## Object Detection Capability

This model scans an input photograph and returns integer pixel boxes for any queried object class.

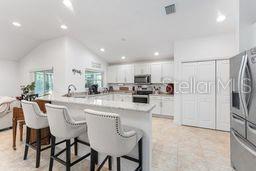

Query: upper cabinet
[134,63,151,75]
[107,65,118,83]
[107,61,174,84]
[151,62,174,83]
[108,64,134,84]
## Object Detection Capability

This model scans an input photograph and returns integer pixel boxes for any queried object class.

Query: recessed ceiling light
[62,0,74,11]
[217,12,226,23]
[154,52,159,56]
[12,22,21,27]
[60,24,68,30]
[121,56,126,60]
[100,48,105,52]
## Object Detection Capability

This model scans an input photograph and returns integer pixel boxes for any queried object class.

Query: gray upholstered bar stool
[85,109,143,171]
[45,104,91,171]
[21,100,50,168]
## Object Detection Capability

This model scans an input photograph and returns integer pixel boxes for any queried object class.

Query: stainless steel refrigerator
[230,47,256,171]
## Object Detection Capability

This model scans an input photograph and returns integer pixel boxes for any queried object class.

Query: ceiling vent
[165,4,176,15]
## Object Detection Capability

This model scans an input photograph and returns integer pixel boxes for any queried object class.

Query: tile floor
[0,118,233,171]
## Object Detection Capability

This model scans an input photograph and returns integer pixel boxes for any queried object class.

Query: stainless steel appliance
[134,75,151,84]
[132,90,153,104]
[230,47,256,171]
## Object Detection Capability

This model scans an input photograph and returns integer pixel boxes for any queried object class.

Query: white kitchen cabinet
[161,96,174,116]
[150,96,162,115]
[150,95,174,117]
[162,62,174,83]
[124,65,134,83]
[216,60,230,131]
[107,65,118,83]
[134,63,150,75]
[116,65,134,83]
[150,62,174,83]
[113,94,132,102]
[150,63,162,83]
[181,61,216,129]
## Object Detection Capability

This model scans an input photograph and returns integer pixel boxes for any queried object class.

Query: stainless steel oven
[134,75,151,84]
[132,95,149,104]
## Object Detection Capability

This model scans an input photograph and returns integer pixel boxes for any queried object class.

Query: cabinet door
[151,63,162,83]
[124,94,132,102]
[107,66,117,83]
[150,96,161,115]
[125,65,134,83]
[162,62,174,83]
[134,64,150,75]
[216,60,230,131]
[161,97,174,116]
[117,66,125,83]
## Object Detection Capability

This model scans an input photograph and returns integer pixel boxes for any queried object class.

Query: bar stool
[84,109,143,171]
[45,104,91,171]
[21,100,50,168]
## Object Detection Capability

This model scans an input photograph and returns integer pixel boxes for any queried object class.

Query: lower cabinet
[113,94,132,102]
[150,95,174,117]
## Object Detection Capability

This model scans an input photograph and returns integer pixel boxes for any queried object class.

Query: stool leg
[90,149,96,171]
[49,135,56,171]
[74,137,78,156]
[66,140,71,171]
[138,139,143,171]
[36,129,41,168]
[117,157,121,171]
[23,126,31,160]
[19,122,23,141]
[108,156,112,170]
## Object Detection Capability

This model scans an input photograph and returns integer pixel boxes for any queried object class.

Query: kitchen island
[38,93,155,171]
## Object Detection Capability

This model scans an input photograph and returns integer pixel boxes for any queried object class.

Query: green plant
[21,82,35,94]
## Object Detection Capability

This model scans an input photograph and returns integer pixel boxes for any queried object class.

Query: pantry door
[181,61,216,129]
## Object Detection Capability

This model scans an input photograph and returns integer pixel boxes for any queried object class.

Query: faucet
[67,84,77,97]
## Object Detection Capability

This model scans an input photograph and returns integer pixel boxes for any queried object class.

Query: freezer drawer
[231,130,256,171]
[247,122,256,147]
[231,113,246,138]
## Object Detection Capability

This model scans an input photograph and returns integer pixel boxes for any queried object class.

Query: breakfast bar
[38,93,155,171]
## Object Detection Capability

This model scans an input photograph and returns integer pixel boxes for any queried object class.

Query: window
[34,70,53,96]
[85,70,103,88]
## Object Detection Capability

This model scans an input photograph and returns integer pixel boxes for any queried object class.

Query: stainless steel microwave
[134,75,151,84]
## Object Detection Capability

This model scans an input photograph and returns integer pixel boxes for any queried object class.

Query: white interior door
[181,61,216,129]
[196,61,216,129]
[216,60,230,131]
[181,63,198,127]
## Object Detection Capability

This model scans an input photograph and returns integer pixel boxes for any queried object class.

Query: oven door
[132,95,148,104]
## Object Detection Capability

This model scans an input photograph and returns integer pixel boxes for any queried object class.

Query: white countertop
[38,93,155,112]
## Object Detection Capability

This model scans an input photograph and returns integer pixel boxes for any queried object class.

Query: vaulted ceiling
[0,0,236,63]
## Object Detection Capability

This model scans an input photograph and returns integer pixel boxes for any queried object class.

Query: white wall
[173,33,238,124]
[66,38,107,92]
[19,37,107,94]
[19,37,67,93]
[239,0,256,51]
[0,60,19,96]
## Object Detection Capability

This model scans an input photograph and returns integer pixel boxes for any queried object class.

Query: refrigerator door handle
[248,123,256,133]
[232,130,256,156]
[239,54,249,117]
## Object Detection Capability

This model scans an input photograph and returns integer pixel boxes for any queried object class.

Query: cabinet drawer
[162,96,173,101]
[150,96,162,100]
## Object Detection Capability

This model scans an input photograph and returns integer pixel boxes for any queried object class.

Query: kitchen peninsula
[38,93,155,171]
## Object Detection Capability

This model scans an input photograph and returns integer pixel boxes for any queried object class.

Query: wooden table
[12,100,50,150]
